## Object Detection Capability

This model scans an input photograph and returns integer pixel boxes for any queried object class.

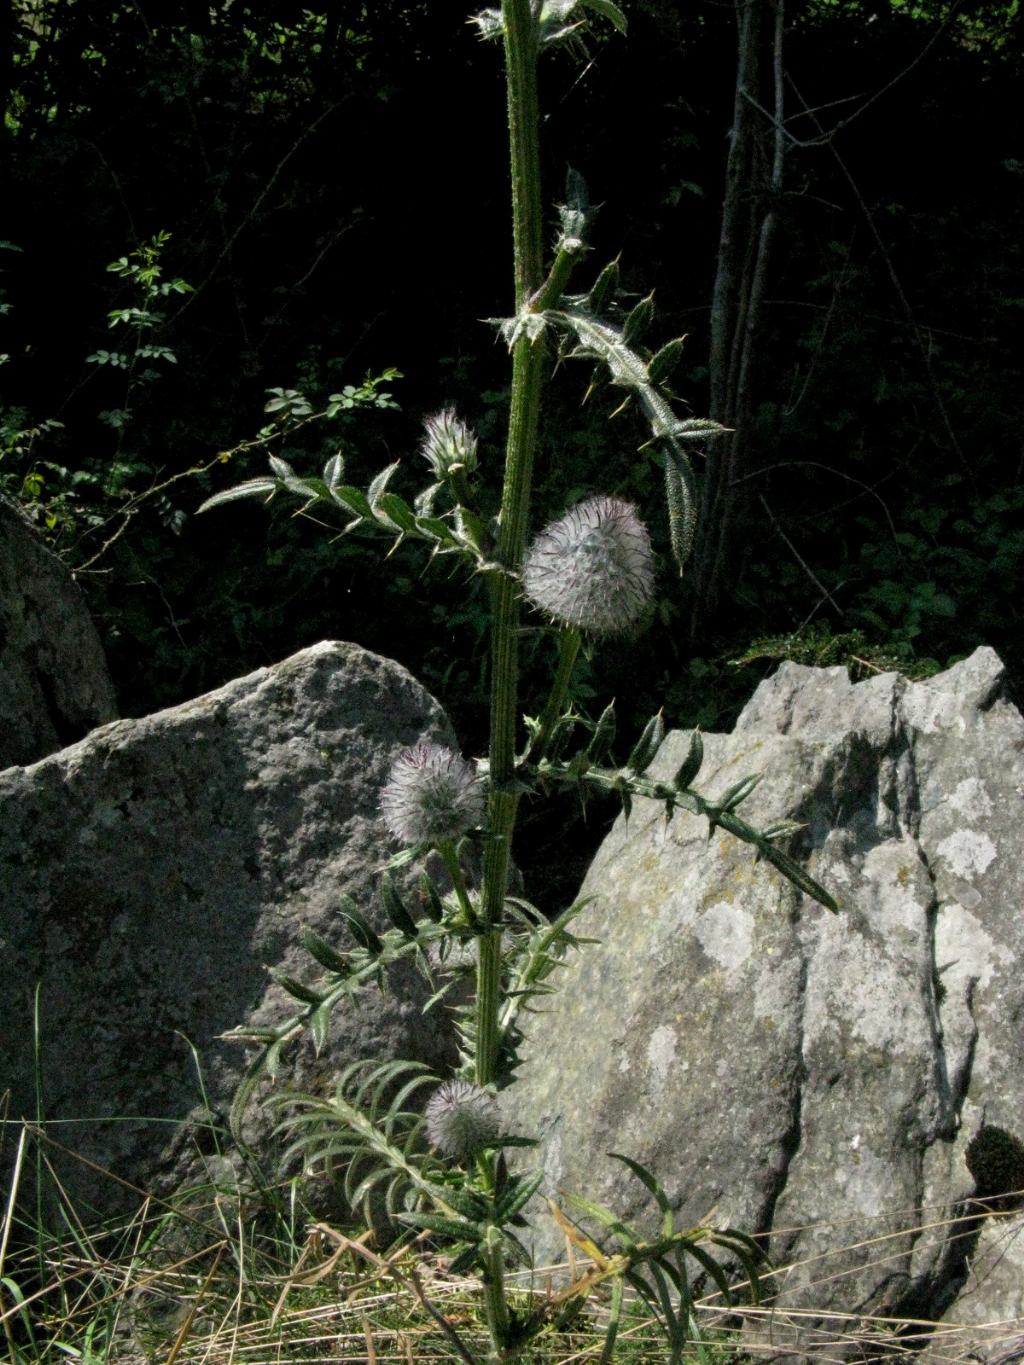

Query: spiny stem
[477,0,546,1091]
[481,1241,513,1363]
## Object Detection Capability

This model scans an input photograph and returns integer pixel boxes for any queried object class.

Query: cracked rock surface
[0,496,118,767]
[0,641,457,1220]
[506,648,1024,1356]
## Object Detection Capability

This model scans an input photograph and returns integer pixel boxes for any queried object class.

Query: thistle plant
[200,3,837,1360]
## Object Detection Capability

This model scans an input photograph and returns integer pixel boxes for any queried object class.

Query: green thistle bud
[425,1079,501,1160]
[420,409,479,480]
[380,743,484,846]
[521,495,655,636]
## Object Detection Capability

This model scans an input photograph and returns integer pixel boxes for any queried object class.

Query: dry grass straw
[3,1118,1024,1363]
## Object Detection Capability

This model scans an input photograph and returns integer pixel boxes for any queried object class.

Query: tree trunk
[691,0,785,640]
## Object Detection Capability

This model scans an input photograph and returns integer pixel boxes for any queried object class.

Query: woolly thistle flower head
[419,408,479,480]
[521,495,655,636]
[380,743,484,846]
[424,1079,501,1160]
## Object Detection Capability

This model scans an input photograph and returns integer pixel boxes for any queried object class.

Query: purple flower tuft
[380,743,484,846]
[522,495,655,635]
[425,1079,500,1160]
[420,409,479,479]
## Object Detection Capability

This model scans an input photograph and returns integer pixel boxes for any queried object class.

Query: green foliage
[731,622,942,682]
[560,1155,764,1365]
[1,231,194,544]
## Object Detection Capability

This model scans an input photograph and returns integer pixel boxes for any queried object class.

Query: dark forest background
[2,0,1021,819]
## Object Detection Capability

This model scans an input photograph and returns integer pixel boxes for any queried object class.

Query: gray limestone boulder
[0,496,118,766]
[0,641,458,1221]
[505,647,1024,1358]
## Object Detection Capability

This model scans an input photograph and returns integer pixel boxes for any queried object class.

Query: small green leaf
[375,492,417,532]
[339,896,384,955]
[419,873,446,923]
[268,968,324,1007]
[579,0,627,32]
[626,710,665,776]
[622,292,655,347]
[367,460,401,512]
[310,1001,332,1054]
[398,1212,480,1242]
[648,336,687,385]
[609,1152,673,1239]
[301,927,350,974]
[670,417,728,441]
[586,701,617,763]
[415,515,458,545]
[380,873,419,939]
[586,258,620,316]
[673,729,703,789]
[716,772,762,812]
[494,1168,545,1223]
[323,452,344,488]
[330,484,373,519]
[447,1243,482,1275]
[761,843,839,912]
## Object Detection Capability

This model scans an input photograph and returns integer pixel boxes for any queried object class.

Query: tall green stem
[476,0,546,1091]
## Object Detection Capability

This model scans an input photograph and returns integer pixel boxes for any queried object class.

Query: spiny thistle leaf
[399,1211,482,1242]
[548,308,704,574]
[495,1168,546,1223]
[309,1000,332,1054]
[663,446,698,571]
[375,491,418,534]
[759,842,839,911]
